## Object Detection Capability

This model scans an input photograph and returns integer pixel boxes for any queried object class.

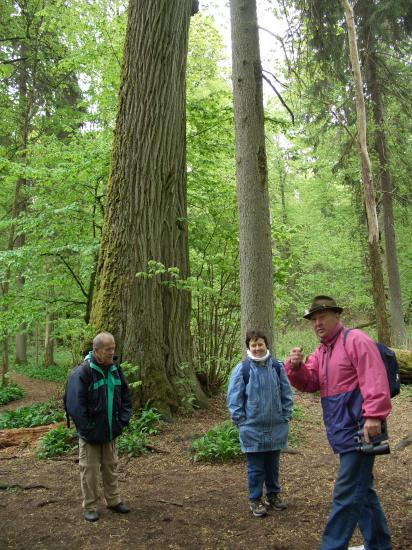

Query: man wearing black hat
[285,296,392,550]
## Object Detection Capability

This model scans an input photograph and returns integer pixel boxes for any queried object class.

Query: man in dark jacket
[66,332,132,522]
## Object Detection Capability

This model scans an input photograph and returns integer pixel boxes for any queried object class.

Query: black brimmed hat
[303,295,343,320]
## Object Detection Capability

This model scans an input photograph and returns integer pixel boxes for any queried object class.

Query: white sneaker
[348,546,365,550]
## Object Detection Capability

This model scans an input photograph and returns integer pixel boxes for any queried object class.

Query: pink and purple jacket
[284,323,391,454]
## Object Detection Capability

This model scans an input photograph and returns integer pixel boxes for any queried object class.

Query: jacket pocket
[245,400,258,419]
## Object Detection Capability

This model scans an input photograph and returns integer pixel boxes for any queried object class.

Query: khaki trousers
[79,438,121,511]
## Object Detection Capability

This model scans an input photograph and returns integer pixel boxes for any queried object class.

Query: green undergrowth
[191,403,306,462]
[36,425,77,459]
[0,384,25,406]
[117,407,162,457]
[11,361,70,383]
[191,421,241,462]
[0,400,64,429]
[35,406,163,460]
[399,384,412,399]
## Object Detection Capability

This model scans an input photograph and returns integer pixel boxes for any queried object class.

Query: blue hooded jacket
[227,356,294,453]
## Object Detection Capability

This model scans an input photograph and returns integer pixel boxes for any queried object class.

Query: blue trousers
[320,451,391,550]
[246,450,281,501]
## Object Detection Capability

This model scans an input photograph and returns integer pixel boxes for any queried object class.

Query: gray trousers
[79,438,121,511]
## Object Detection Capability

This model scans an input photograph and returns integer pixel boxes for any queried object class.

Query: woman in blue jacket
[227,329,294,517]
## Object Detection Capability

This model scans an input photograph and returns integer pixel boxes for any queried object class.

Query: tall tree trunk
[279,168,297,326]
[13,39,31,364]
[364,41,407,346]
[44,312,56,367]
[230,0,275,351]
[342,0,391,344]
[15,272,27,364]
[90,0,206,415]
[2,336,9,387]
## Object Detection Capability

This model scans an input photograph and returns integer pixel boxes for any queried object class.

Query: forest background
[1,0,411,411]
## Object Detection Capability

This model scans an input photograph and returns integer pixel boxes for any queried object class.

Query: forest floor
[0,375,411,550]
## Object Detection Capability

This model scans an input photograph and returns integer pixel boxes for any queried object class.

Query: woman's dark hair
[245,329,268,349]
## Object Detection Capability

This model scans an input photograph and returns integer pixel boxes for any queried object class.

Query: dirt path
[0,373,62,412]
[0,392,411,549]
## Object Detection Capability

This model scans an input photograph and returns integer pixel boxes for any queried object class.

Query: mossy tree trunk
[89,0,207,415]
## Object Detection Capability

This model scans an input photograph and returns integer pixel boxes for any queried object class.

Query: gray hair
[93,332,115,350]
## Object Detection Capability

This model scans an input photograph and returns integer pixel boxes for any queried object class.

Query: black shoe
[264,493,287,511]
[108,502,130,514]
[84,510,99,522]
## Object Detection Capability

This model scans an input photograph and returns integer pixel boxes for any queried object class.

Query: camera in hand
[355,421,390,456]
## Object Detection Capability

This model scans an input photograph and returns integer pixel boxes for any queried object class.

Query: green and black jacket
[66,353,132,444]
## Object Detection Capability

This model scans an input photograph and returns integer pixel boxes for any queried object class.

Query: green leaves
[0,400,64,429]
[0,384,24,406]
[191,421,242,462]
[36,425,77,459]
[117,407,162,457]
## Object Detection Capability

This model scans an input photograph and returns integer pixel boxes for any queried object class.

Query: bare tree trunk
[15,273,27,364]
[13,39,32,364]
[44,310,56,368]
[365,48,407,346]
[90,0,206,415]
[279,167,297,326]
[342,0,391,345]
[230,0,275,352]
[2,336,9,387]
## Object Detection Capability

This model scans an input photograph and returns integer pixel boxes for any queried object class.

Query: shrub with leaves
[191,421,242,462]
[400,384,412,398]
[192,404,307,462]
[117,407,162,457]
[0,400,64,429]
[0,384,24,406]
[36,425,77,459]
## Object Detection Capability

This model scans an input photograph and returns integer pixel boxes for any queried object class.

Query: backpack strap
[64,360,92,428]
[242,358,251,386]
[343,328,352,347]
[242,357,281,386]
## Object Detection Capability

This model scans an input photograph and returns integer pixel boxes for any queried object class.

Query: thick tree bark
[230,0,275,351]
[364,45,407,346]
[90,0,207,415]
[342,0,391,345]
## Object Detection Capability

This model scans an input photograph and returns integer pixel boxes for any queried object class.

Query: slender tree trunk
[364,47,407,346]
[15,272,27,364]
[230,0,275,352]
[90,0,206,415]
[13,39,31,364]
[2,336,9,386]
[342,0,391,344]
[279,168,297,326]
[44,313,55,367]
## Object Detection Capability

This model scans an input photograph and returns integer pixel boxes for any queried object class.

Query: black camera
[355,421,390,456]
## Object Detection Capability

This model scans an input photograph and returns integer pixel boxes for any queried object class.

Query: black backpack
[63,361,92,428]
[343,329,401,398]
